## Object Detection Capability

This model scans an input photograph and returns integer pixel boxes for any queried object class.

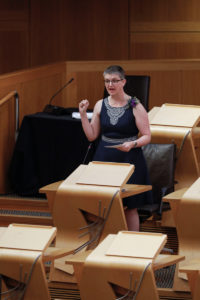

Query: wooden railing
[0,91,19,139]
[0,91,19,193]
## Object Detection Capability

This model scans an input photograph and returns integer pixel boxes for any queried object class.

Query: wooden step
[0,193,53,226]
[0,193,50,210]
[48,282,192,300]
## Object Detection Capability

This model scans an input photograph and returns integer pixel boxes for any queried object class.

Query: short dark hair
[103,65,125,79]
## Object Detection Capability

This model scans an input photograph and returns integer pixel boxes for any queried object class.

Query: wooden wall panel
[182,70,200,106]
[0,0,29,74]
[0,62,67,123]
[130,32,200,59]
[30,0,129,66]
[147,71,182,107]
[129,0,200,59]
[66,60,200,110]
[130,0,200,22]
[0,59,199,122]
[2,0,200,73]
[0,0,28,10]
[65,71,105,109]
[65,69,181,109]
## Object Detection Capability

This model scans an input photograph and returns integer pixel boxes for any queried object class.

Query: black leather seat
[138,143,176,220]
[103,75,150,111]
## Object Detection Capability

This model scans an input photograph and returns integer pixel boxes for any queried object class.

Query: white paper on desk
[72,112,93,119]
[104,144,123,148]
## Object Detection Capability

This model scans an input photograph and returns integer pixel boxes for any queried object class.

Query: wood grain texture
[0,0,29,74]
[30,0,129,66]
[129,0,200,59]
[2,0,200,73]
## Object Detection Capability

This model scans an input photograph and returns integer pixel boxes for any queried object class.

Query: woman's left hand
[116,141,135,152]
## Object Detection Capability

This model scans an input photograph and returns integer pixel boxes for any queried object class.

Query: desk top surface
[0,224,56,251]
[150,103,200,128]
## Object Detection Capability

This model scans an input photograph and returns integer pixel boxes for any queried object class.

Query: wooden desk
[42,162,152,284]
[67,232,184,300]
[0,224,57,300]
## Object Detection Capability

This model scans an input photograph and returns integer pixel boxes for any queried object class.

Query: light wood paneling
[66,59,200,109]
[65,71,104,109]
[0,62,67,123]
[0,59,199,122]
[182,71,200,106]
[130,0,200,23]
[131,22,200,32]
[65,68,181,109]
[2,0,200,73]
[0,0,29,74]
[130,32,200,59]
[129,0,200,59]
[30,0,129,66]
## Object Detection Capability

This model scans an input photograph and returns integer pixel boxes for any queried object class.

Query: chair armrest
[162,188,188,202]
[153,254,185,271]
[179,259,200,273]
[121,184,152,198]
[65,250,93,266]
[43,247,74,262]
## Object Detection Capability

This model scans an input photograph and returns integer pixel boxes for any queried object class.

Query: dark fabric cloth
[93,98,152,209]
[9,112,92,196]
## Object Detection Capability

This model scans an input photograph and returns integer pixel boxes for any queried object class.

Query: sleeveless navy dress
[93,97,152,209]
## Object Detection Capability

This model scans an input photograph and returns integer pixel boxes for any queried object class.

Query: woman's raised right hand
[79,99,89,114]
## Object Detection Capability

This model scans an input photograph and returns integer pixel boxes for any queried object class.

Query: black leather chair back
[103,75,150,111]
[139,143,176,218]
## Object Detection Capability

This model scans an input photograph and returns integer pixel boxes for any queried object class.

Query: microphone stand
[43,78,74,115]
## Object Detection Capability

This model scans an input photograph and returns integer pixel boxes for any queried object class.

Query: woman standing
[79,65,152,231]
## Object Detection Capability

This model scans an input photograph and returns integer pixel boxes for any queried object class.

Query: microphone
[43,77,74,115]
[82,143,92,164]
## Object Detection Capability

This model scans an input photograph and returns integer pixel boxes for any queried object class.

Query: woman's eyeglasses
[104,79,123,85]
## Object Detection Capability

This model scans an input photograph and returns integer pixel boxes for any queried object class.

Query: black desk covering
[9,113,93,196]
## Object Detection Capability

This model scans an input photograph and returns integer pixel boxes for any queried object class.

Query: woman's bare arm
[117,103,151,152]
[79,99,102,141]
